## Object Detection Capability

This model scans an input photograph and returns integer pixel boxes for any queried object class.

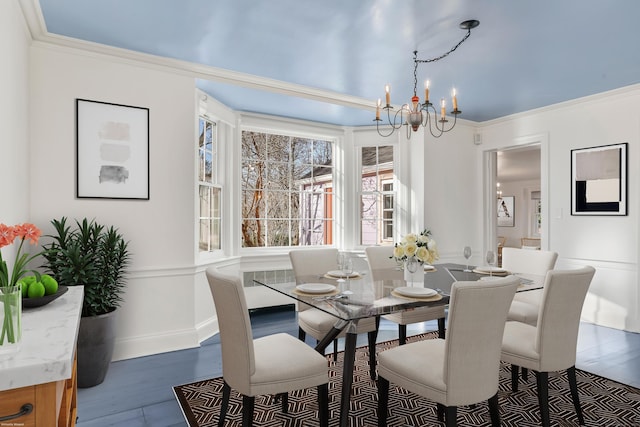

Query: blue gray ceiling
[36,0,640,126]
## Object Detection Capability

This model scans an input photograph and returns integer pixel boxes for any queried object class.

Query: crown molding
[19,0,376,114]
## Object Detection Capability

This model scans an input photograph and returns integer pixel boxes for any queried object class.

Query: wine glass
[485,250,496,277]
[342,257,353,288]
[463,246,472,272]
[336,252,345,271]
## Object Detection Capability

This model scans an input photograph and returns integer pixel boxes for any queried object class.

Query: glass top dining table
[253,262,544,427]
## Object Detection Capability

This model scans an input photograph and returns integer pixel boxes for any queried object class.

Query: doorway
[496,145,542,251]
[483,134,550,260]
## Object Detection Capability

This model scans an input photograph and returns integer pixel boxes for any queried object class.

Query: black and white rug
[174,332,640,426]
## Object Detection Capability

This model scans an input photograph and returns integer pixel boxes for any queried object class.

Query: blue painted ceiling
[37,0,640,126]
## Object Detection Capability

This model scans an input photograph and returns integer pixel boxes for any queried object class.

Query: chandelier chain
[412,28,472,95]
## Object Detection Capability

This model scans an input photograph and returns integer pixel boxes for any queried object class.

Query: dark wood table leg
[314,325,345,354]
[339,331,358,427]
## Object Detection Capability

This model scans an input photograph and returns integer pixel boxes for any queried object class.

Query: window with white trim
[198,116,221,252]
[360,145,395,245]
[241,130,334,247]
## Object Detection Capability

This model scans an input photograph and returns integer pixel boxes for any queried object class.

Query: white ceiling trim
[19,0,378,115]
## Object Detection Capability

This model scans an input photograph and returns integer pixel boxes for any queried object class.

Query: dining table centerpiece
[0,222,42,354]
[393,229,439,285]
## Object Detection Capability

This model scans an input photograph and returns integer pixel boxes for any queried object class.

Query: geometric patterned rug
[173,332,640,426]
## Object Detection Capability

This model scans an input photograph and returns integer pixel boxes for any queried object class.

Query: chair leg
[567,366,585,425]
[333,339,339,361]
[488,393,500,427]
[437,317,446,339]
[398,324,407,345]
[242,394,255,427]
[317,383,329,427]
[377,376,389,427]
[445,406,458,427]
[279,392,288,413]
[368,330,377,380]
[298,327,306,342]
[218,381,231,427]
[511,364,520,392]
[522,367,529,381]
[436,403,445,422]
[535,371,550,427]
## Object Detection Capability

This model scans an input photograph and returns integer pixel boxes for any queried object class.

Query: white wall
[479,88,640,332]
[29,44,204,360]
[0,0,30,227]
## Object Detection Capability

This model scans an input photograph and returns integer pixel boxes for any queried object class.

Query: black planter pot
[77,309,117,388]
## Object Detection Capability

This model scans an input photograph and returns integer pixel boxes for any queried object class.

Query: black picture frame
[571,143,627,216]
[76,98,149,200]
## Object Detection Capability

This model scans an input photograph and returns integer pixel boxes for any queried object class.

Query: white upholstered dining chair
[289,248,379,379]
[377,275,520,427]
[206,268,329,427]
[365,245,446,343]
[501,265,595,427]
[502,247,558,325]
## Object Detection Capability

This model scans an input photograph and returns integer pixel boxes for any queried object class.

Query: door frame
[483,133,550,252]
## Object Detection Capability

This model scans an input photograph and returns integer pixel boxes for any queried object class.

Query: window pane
[267,220,290,246]
[198,185,221,252]
[243,132,266,161]
[312,139,333,165]
[242,218,265,247]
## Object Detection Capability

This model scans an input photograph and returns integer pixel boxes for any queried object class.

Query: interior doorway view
[496,145,542,255]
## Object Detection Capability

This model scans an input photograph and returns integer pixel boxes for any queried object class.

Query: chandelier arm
[375,119,397,138]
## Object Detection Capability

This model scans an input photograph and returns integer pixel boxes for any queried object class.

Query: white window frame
[354,141,400,248]
[198,115,222,254]
[238,114,343,253]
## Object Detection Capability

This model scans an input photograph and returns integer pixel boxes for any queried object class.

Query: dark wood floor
[76,306,640,426]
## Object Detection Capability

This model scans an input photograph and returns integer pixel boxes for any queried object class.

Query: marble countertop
[0,286,83,391]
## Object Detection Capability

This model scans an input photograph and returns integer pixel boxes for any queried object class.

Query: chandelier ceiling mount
[374,19,480,139]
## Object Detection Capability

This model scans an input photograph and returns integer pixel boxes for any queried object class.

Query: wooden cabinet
[0,354,77,427]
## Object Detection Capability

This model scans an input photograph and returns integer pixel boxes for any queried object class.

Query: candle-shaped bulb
[385,84,391,105]
[424,80,430,103]
[440,98,446,120]
[451,88,458,111]
[376,99,381,120]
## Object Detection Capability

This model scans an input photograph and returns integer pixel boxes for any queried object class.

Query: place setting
[293,283,340,297]
[390,286,443,302]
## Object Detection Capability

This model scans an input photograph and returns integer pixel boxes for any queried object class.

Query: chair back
[289,248,339,284]
[205,267,255,394]
[535,266,596,371]
[501,247,558,276]
[444,276,520,405]
[365,246,403,282]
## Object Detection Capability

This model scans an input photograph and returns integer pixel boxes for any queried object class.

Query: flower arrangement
[0,223,42,288]
[1,222,42,347]
[393,229,439,267]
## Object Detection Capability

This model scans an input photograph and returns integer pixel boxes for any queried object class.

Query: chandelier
[374,19,479,139]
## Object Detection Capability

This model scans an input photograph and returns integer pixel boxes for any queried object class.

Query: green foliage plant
[41,217,131,317]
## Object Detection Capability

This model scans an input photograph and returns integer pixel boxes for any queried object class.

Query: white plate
[326,270,359,278]
[296,283,337,294]
[475,266,507,273]
[423,265,435,271]
[394,287,438,297]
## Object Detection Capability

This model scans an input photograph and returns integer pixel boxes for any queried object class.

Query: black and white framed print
[76,99,149,200]
[497,196,515,227]
[571,143,627,216]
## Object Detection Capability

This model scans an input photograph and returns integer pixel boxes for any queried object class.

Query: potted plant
[41,217,130,387]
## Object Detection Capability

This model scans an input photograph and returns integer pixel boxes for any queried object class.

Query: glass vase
[0,285,22,355]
